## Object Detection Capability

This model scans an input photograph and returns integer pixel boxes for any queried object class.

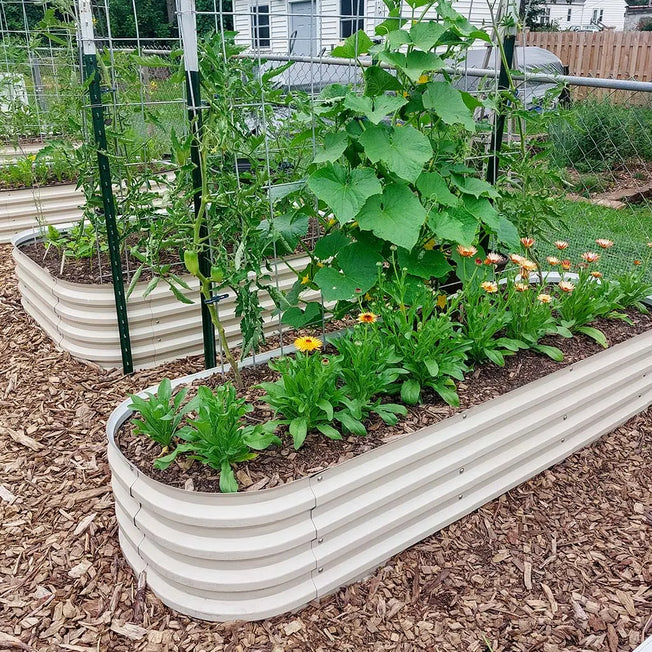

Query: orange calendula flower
[581,251,600,263]
[510,253,526,266]
[515,282,529,292]
[520,259,537,272]
[520,237,535,248]
[554,240,569,250]
[590,271,602,278]
[647,242,652,247]
[294,336,322,352]
[484,252,503,265]
[546,256,560,266]
[357,312,377,324]
[537,293,552,304]
[561,259,571,271]
[457,245,477,258]
[634,260,642,266]
[558,281,575,293]
[481,281,498,294]
[595,238,614,249]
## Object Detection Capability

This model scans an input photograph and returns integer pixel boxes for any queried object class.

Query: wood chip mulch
[0,242,650,652]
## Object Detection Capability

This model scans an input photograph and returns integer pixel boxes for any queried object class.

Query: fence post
[77,0,134,374]
[486,1,518,186]
[177,0,217,369]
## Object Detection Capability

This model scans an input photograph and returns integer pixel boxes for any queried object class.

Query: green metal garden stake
[178,0,217,369]
[78,0,133,374]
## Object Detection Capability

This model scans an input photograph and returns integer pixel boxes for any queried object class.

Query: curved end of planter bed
[107,326,652,622]
[12,228,314,371]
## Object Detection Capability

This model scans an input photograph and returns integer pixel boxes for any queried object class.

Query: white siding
[544,0,626,31]
[234,0,495,54]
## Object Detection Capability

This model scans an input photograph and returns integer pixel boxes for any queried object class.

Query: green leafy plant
[276,0,520,321]
[127,378,196,448]
[503,283,567,361]
[460,280,526,367]
[156,384,281,493]
[259,348,361,447]
[375,277,472,406]
[330,320,408,426]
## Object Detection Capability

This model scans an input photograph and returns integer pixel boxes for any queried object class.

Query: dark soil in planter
[20,238,184,285]
[0,176,79,191]
[116,308,652,494]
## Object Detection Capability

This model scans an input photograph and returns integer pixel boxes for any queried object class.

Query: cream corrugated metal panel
[634,637,652,652]
[0,184,83,243]
[107,329,652,621]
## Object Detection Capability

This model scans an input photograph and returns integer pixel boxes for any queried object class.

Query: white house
[233,0,497,56]
[538,0,626,31]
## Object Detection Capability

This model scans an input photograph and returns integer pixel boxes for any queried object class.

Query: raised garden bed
[0,183,83,243]
[12,229,312,369]
[107,312,652,622]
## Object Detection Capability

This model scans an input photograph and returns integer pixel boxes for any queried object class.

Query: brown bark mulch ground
[0,242,650,651]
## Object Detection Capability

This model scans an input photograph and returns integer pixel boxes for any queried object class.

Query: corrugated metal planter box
[12,229,311,370]
[0,183,83,243]
[107,327,652,621]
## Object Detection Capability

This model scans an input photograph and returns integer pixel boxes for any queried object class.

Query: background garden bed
[0,183,83,243]
[12,230,313,369]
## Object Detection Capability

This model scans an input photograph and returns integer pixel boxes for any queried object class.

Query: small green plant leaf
[424,358,439,377]
[397,247,452,279]
[219,461,239,493]
[336,411,367,435]
[576,325,608,348]
[363,66,402,96]
[316,423,342,439]
[313,132,349,163]
[331,30,374,58]
[289,417,309,449]
[343,93,407,124]
[416,171,459,207]
[409,21,447,51]
[357,183,427,251]
[532,344,564,362]
[422,81,476,130]
[307,163,382,224]
[358,123,432,183]
[400,379,421,405]
[428,207,478,246]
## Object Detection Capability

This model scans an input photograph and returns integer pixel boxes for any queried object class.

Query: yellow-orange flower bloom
[561,259,571,271]
[634,259,642,266]
[558,281,575,293]
[520,237,535,248]
[554,240,569,250]
[457,245,477,258]
[423,238,436,250]
[537,293,552,304]
[484,252,503,265]
[520,259,537,272]
[595,239,613,249]
[546,256,560,266]
[357,312,377,324]
[510,253,526,266]
[294,336,323,352]
[301,275,311,285]
[581,251,600,263]
[481,281,498,294]
[590,271,602,278]
[436,294,447,309]
[515,282,529,292]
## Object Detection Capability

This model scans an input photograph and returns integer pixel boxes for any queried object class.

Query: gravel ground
[0,243,650,652]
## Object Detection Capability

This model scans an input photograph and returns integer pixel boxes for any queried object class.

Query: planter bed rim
[107,301,652,500]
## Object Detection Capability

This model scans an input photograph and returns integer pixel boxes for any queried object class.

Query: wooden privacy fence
[521,31,652,103]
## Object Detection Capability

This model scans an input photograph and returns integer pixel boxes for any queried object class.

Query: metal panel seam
[306,471,325,606]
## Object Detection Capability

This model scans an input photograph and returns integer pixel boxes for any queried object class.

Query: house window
[251,5,270,48]
[540,7,551,24]
[592,9,604,23]
[566,8,572,21]
[341,0,364,38]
